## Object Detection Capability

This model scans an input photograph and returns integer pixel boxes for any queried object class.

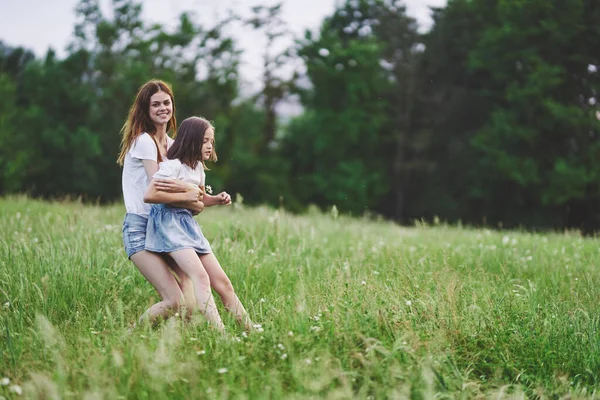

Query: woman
[118,79,202,324]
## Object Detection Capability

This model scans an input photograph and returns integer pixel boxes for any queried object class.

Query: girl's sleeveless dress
[145,159,212,255]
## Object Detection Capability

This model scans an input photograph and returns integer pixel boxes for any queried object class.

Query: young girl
[144,116,252,331]
[118,80,203,325]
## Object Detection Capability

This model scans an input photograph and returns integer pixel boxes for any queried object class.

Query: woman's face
[202,128,215,161]
[148,91,173,127]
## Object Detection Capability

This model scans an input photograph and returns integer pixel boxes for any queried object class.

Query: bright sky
[0,0,446,82]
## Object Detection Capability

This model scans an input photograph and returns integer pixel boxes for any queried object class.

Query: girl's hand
[215,191,232,205]
[154,178,191,193]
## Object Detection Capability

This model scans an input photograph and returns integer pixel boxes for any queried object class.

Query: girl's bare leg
[168,249,225,331]
[199,253,253,330]
[130,250,185,324]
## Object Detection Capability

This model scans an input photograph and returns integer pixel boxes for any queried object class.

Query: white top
[122,133,174,217]
[153,158,205,188]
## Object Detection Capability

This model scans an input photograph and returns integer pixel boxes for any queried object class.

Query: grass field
[1,196,599,399]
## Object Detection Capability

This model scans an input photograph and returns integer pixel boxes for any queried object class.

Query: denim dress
[144,159,212,255]
[145,204,212,254]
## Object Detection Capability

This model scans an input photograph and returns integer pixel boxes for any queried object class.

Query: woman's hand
[153,178,191,193]
[144,178,204,207]
[189,185,204,203]
[189,201,205,215]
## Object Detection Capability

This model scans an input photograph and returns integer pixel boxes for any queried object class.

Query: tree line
[1,0,599,232]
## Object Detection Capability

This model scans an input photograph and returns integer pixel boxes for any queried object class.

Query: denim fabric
[122,213,148,258]
[145,204,212,255]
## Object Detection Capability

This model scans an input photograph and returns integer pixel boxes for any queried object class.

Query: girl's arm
[203,192,232,207]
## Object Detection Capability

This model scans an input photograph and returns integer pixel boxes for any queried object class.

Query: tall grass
[0,196,599,399]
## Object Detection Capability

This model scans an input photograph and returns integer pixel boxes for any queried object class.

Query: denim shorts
[145,204,212,255]
[122,213,148,258]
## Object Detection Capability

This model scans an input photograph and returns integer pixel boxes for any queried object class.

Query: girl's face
[202,128,215,161]
[148,91,173,127]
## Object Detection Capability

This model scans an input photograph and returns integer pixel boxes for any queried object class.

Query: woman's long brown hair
[117,80,177,166]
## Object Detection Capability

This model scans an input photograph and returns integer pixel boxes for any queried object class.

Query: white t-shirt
[153,159,206,188]
[122,133,174,217]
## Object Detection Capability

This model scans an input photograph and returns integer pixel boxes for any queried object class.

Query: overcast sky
[0,0,446,84]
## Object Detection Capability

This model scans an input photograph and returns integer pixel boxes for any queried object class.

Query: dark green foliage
[1,0,599,231]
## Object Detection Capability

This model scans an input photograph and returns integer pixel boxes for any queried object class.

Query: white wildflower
[318,48,330,57]
[1,377,9,386]
[406,300,412,306]
[197,350,206,355]
[189,337,197,341]
[2,302,9,310]
[277,343,285,351]
[260,298,266,303]
[305,359,312,364]
[9,385,22,395]
[288,331,294,337]
[361,280,367,286]
[330,205,339,219]
[502,236,510,245]
[217,368,228,374]
[281,353,288,360]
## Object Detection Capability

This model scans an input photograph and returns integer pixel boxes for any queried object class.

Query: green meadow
[0,197,599,399]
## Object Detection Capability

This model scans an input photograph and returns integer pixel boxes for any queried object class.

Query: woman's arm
[144,178,204,214]
[141,160,204,213]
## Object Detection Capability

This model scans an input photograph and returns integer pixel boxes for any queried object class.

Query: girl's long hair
[167,117,217,170]
[117,80,177,166]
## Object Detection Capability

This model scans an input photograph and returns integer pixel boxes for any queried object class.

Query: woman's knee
[163,288,184,309]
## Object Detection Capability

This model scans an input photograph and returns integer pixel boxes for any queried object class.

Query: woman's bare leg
[165,256,198,317]
[199,253,253,330]
[130,250,185,324]
[168,249,225,331]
